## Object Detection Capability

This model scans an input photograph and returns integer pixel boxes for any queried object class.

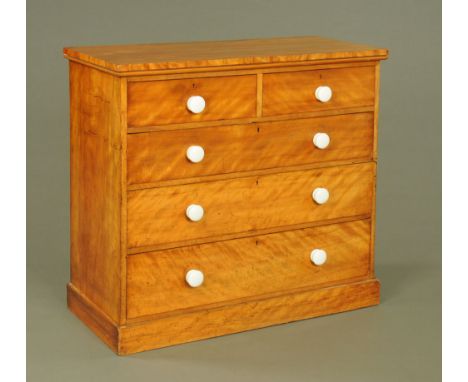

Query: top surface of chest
[64,36,388,74]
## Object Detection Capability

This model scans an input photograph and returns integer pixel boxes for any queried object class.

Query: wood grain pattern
[127,113,374,185]
[63,36,387,73]
[120,279,380,354]
[127,162,375,249]
[263,66,375,116]
[127,75,257,126]
[127,220,371,318]
[369,63,381,276]
[65,36,387,355]
[127,215,371,254]
[119,79,128,323]
[67,283,119,351]
[256,73,263,117]
[69,61,124,323]
[68,276,379,355]
[127,160,372,193]
[127,106,375,134]
[126,61,378,82]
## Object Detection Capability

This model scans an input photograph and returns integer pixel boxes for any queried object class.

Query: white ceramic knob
[315,86,333,103]
[310,249,327,266]
[185,269,204,287]
[312,187,330,205]
[186,204,204,222]
[186,95,206,114]
[186,145,205,163]
[313,133,330,149]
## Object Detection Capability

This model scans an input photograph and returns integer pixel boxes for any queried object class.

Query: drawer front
[127,162,374,249]
[127,113,374,185]
[263,66,375,117]
[127,75,257,126]
[127,220,371,318]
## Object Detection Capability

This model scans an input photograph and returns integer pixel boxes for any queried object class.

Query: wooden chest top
[64,36,388,73]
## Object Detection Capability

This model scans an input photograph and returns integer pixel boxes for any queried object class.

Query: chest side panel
[69,62,124,323]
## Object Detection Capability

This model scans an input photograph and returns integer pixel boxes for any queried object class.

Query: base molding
[67,284,119,351]
[68,279,380,355]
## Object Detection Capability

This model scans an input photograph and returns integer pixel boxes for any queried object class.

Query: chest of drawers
[64,36,388,355]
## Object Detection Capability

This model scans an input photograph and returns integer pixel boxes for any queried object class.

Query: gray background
[27,0,441,381]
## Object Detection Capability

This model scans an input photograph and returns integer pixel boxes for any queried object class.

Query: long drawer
[127,219,371,318]
[127,75,257,126]
[263,66,375,116]
[127,162,375,249]
[127,113,374,185]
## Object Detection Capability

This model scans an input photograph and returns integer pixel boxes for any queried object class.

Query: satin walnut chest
[64,36,388,355]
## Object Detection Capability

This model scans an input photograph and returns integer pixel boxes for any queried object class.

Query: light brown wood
[120,278,379,354]
[127,220,371,318]
[263,65,375,116]
[369,63,381,276]
[127,162,375,249]
[119,78,128,323]
[64,36,388,74]
[127,214,371,255]
[127,113,374,185]
[125,61,380,82]
[373,63,381,160]
[127,105,375,134]
[67,283,119,351]
[127,159,372,192]
[68,277,379,355]
[65,36,387,354]
[69,61,124,323]
[67,55,387,78]
[127,75,257,126]
[256,73,263,117]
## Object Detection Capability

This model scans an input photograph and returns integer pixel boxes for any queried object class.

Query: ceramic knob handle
[312,187,330,205]
[186,204,204,222]
[186,145,205,163]
[186,95,206,114]
[315,86,333,103]
[185,269,204,287]
[313,133,330,149]
[310,249,327,266]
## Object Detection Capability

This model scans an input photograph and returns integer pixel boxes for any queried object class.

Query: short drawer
[127,219,371,318]
[127,162,374,249]
[127,75,257,126]
[127,113,374,185]
[263,66,375,117]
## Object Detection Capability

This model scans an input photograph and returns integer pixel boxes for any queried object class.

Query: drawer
[127,162,374,249]
[127,113,374,185]
[127,75,257,126]
[127,219,371,318]
[263,66,375,116]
